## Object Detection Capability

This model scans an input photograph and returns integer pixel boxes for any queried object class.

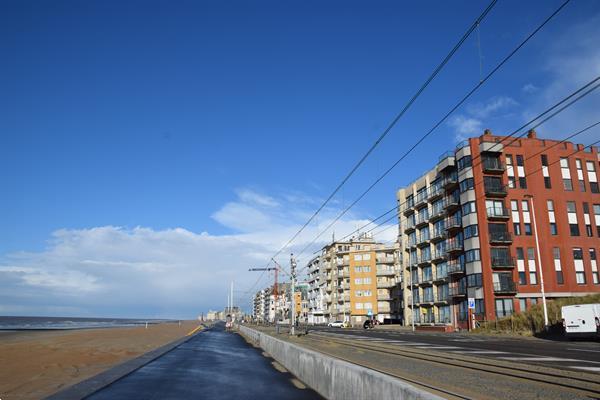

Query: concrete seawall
[239,326,443,400]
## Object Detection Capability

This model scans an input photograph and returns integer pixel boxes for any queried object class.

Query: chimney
[483,129,492,135]
[527,129,537,139]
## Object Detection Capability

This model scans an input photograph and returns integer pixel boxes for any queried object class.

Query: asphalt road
[87,323,322,400]
[307,325,600,373]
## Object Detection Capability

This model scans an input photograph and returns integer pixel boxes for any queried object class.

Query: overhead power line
[265,0,499,266]
[293,0,572,261]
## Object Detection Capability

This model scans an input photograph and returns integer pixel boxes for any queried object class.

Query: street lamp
[524,194,549,328]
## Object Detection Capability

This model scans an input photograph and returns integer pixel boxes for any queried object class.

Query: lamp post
[524,194,549,328]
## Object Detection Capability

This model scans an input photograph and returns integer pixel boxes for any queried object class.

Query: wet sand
[0,321,200,400]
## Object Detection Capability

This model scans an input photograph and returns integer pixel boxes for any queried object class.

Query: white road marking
[569,366,600,372]
[415,346,462,350]
[451,350,507,354]
[499,357,587,362]
[567,348,600,354]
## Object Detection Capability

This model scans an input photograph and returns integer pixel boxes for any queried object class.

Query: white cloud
[466,96,518,119]
[448,115,483,142]
[522,83,538,94]
[0,189,396,318]
[521,12,600,139]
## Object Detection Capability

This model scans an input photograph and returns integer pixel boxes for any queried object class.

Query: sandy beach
[0,320,200,400]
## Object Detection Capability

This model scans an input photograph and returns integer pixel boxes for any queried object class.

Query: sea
[0,316,173,331]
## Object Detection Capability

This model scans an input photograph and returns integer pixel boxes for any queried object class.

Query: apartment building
[306,233,401,325]
[397,129,600,330]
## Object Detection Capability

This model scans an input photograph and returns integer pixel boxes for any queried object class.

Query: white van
[561,304,600,339]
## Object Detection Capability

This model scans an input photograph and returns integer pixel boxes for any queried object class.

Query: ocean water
[0,316,171,330]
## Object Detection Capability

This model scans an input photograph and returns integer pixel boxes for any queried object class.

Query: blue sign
[468,297,475,309]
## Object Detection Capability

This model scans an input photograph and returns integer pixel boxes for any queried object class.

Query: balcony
[421,295,435,304]
[376,267,396,276]
[404,220,416,233]
[430,228,446,243]
[493,281,517,295]
[403,205,415,216]
[431,250,447,263]
[434,294,449,304]
[377,280,396,288]
[487,207,510,221]
[489,231,513,244]
[418,254,432,266]
[444,195,460,211]
[378,303,391,313]
[378,256,396,264]
[415,214,429,228]
[449,286,467,297]
[491,256,516,269]
[447,261,465,275]
[433,271,448,283]
[416,235,430,248]
[420,276,433,286]
[446,240,463,254]
[484,182,508,197]
[414,191,429,209]
[443,174,458,189]
[429,205,446,221]
[446,215,462,231]
[377,292,392,300]
[482,159,505,174]
[428,186,444,201]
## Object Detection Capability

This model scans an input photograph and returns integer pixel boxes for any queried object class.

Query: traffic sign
[468,297,475,309]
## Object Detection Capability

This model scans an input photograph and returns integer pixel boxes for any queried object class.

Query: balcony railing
[430,228,446,242]
[447,261,465,275]
[443,174,458,188]
[491,256,515,268]
[449,286,466,297]
[486,207,510,220]
[415,191,429,208]
[446,215,462,230]
[489,231,513,244]
[428,185,444,201]
[376,268,395,276]
[493,281,517,294]
[417,234,430,246]
[418,254,432,265]
[377,280,395,288]
[422,295,434,303]
[429,205,446,221]
[484,182,508,197]
[482,159,505,173]
[431,250,447,262]
[444,195,460,210]
[446,239,463,253]
[415,213,429,227]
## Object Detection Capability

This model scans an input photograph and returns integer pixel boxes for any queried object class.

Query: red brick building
[398,129,600,329]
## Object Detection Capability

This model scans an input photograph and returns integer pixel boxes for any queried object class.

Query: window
[554,247,564,285]
[514,223,521,236]
[460,178,474,192]
[464,224,478,239]
[354,278,362,285]
[462,201,476,215]
[363,277,371,285]
[354,266,362,272]
[363,266,371,272]
[550,223,558,235]
[561,158,573,191]
[363,253,371,260]
[583,203,593,237]
[574,248,586,284]
[595,204,600,237]
[519,177,527,189]
[516,155,524,167]
[506,155,516,188]
[590,249,598,284]
[517,247,526,285]
[528,248,537,285]
[495,299,514,318]
[576,159,586,192]
[544,177,552,189]
[567,201,580,236]
[464,249,480,263]
[466,273,482,287]
[355,303,363,309]
[457,155,472,170]
[547,200,557,235]
[587,161,599,193]
[519,298,527,312]
[354,254,363,261]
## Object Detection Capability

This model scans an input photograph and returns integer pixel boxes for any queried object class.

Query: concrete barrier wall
[239,326,443,400]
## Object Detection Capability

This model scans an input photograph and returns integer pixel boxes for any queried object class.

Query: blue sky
[1,0,599,318]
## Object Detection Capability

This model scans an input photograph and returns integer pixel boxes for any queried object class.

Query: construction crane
[249,259,290,315]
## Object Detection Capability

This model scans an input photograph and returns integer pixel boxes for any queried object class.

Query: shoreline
[0,320,200,400]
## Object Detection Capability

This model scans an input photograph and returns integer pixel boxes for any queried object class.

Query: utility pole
[231,281,234,320]
[525,194,549,328]
[290,253,297,335]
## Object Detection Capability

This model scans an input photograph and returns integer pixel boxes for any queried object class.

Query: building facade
[397,129,600,330]
[305,234,401,325]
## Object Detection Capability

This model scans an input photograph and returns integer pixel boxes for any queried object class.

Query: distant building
[397,129,600,330]
[305,233,401,325]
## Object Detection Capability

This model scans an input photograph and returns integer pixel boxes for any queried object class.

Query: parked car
[327,320,345,328]
[562,303,600,339]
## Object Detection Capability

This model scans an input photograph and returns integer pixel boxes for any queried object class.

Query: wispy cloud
[448,95,518,142]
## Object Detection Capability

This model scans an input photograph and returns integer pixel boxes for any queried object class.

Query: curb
[44,328,207,400]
